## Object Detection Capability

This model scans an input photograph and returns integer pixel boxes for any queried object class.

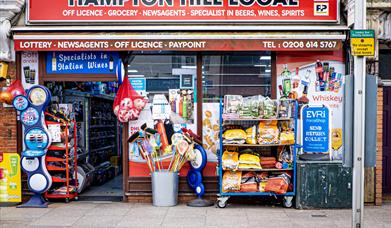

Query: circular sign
[25,128,49,150]
[21,157,40,172]
[29,173,48,193]
[21,107,40,126]
[28,87,47,106]
[13,96,29,111]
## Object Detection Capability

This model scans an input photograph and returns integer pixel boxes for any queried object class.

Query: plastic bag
[222,151,239,171]
[239,154,260,166]
[6,79,26,98]
[222,171,242,192]
[240,172,258,192]
[260,98,278,119]
[279,131,295,145]
[113,75,147,122]
[258,120,279,144]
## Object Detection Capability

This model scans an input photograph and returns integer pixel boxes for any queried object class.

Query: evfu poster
[276,51,344,160]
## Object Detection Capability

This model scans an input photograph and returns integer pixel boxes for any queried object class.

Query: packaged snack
[259,180,267,192]
[258,120,279,144]
[260,98,278,119]
[239,153,261,170]
[240,95,264,118]
[278,100,292,118]
[260,157,277,168]
[278,146,292,163]
[240,172,258,192]
[222,151,239,171]
[279,131,295,145]
[224,95,243,116]
[223,129,246,140]
[245,125,257,144]
[264,173,291,194]
[222,171,242,192]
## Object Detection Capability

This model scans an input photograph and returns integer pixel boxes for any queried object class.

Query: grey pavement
[1,201,390,228]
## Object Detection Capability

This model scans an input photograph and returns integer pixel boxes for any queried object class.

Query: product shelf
[44,114,78,203]
[223,168,293,172]
[51,176,66,183]
[222,143,294,147]
[46,165,66,171]
[46,156,65,162]
[90,135,115,141]
[90,125,115,129]
[221,192,295,197]
[218,98,298,209]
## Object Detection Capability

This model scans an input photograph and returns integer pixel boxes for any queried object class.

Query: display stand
[217,99,298,208]
[44,113,78,203]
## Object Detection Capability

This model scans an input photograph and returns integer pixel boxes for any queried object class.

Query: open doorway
[44,81,122,201]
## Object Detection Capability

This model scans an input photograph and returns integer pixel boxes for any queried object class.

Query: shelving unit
[44,115,78,203]
[217,99,298,208]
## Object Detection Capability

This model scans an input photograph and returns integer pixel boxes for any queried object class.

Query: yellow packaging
[222,151,239,171]
[245,126,257,144]
[0,62,8,78]
[222,171,242,192]
[223,129,246,140]
[279,131,295,145]
[239,154,260,166]
[259,181,267,192]
[258,120,279,144]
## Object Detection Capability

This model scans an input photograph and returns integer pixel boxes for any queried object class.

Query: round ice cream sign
[301,105,330,153]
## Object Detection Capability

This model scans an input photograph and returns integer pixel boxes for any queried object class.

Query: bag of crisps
[258,120,279,144]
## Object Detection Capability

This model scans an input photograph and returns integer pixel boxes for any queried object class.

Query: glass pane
[202,52,272,103]
[127,52,197,125]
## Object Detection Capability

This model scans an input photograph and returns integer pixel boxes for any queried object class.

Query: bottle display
[52,52,57,72]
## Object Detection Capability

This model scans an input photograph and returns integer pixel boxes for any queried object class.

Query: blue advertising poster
[46,52,119,74]
[129,78,146,96]
[302,106,330,153]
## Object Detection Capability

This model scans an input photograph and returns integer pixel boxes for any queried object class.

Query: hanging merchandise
[113,75,147,123]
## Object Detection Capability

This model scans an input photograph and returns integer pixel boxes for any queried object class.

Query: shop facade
[6,0,368,205]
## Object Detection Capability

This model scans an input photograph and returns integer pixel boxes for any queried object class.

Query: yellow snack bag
[222,171,242,192]
[258,120,279,144]
[279,131,295,145]
[223,129,247,140]
[245,126,257,144]
[222,151,239,171]
[239,154,260,166]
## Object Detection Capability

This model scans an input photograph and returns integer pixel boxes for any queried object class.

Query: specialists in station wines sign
[26,0,339,23]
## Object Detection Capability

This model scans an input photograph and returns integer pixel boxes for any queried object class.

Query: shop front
[10,0,352,206]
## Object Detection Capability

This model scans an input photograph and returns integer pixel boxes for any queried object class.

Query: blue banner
[302,106,330,153]
[46,52,119,74]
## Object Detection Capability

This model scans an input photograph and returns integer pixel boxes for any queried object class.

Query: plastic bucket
[151,171,178,207]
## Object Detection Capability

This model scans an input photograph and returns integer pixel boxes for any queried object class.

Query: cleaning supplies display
[217,96,298,208]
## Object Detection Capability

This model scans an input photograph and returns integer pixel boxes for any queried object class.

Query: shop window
[379,50,391,80]
[127,52,197,99]
[202,52,272,102]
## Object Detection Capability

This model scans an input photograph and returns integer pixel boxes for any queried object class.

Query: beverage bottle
[5,74,11,87]
[298,85,309,104]
[182,97,188,119]
[52,52,57,72]
[301,69,311,87]
[179,97,183,117]
[0,169,8,202]
[292,67,300,89]
[109,56,114,72]
[315,60,323,81]
[281,64,291,97]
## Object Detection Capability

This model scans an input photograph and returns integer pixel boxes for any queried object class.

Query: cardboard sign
[0,153,22,203]
[351,30,375,57]
[26,0,339,24]
[302,105,330,153]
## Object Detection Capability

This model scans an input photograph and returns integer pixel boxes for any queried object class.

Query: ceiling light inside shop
[128,75,145,77]
[181,66,197,69]
[260,56,271,60]
[128,69,139,73]
[265,69,271,73]
[254,65,267,67]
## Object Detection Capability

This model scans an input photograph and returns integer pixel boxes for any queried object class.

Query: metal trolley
[216,99,298,208]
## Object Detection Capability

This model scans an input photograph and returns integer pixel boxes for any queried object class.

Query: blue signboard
[302,106,330,153]
[129,78,146,93]
[46,52,119,74]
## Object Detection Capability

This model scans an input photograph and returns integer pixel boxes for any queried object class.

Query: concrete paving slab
[162,216,206,227]
[73,215,124,228]
[30,214,83,227]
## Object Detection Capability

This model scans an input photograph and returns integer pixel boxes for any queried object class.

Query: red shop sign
[14,39,343,51]
[26,0,339,24]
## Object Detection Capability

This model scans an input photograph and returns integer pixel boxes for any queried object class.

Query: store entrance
[45,81,122,201]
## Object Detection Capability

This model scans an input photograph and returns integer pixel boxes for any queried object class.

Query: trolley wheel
[217,200,227,208]
[283,196,293,208]
[74,196,79,201]
[65,198,70,203]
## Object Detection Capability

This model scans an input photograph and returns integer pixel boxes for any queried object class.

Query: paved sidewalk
[1,201,390,227]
